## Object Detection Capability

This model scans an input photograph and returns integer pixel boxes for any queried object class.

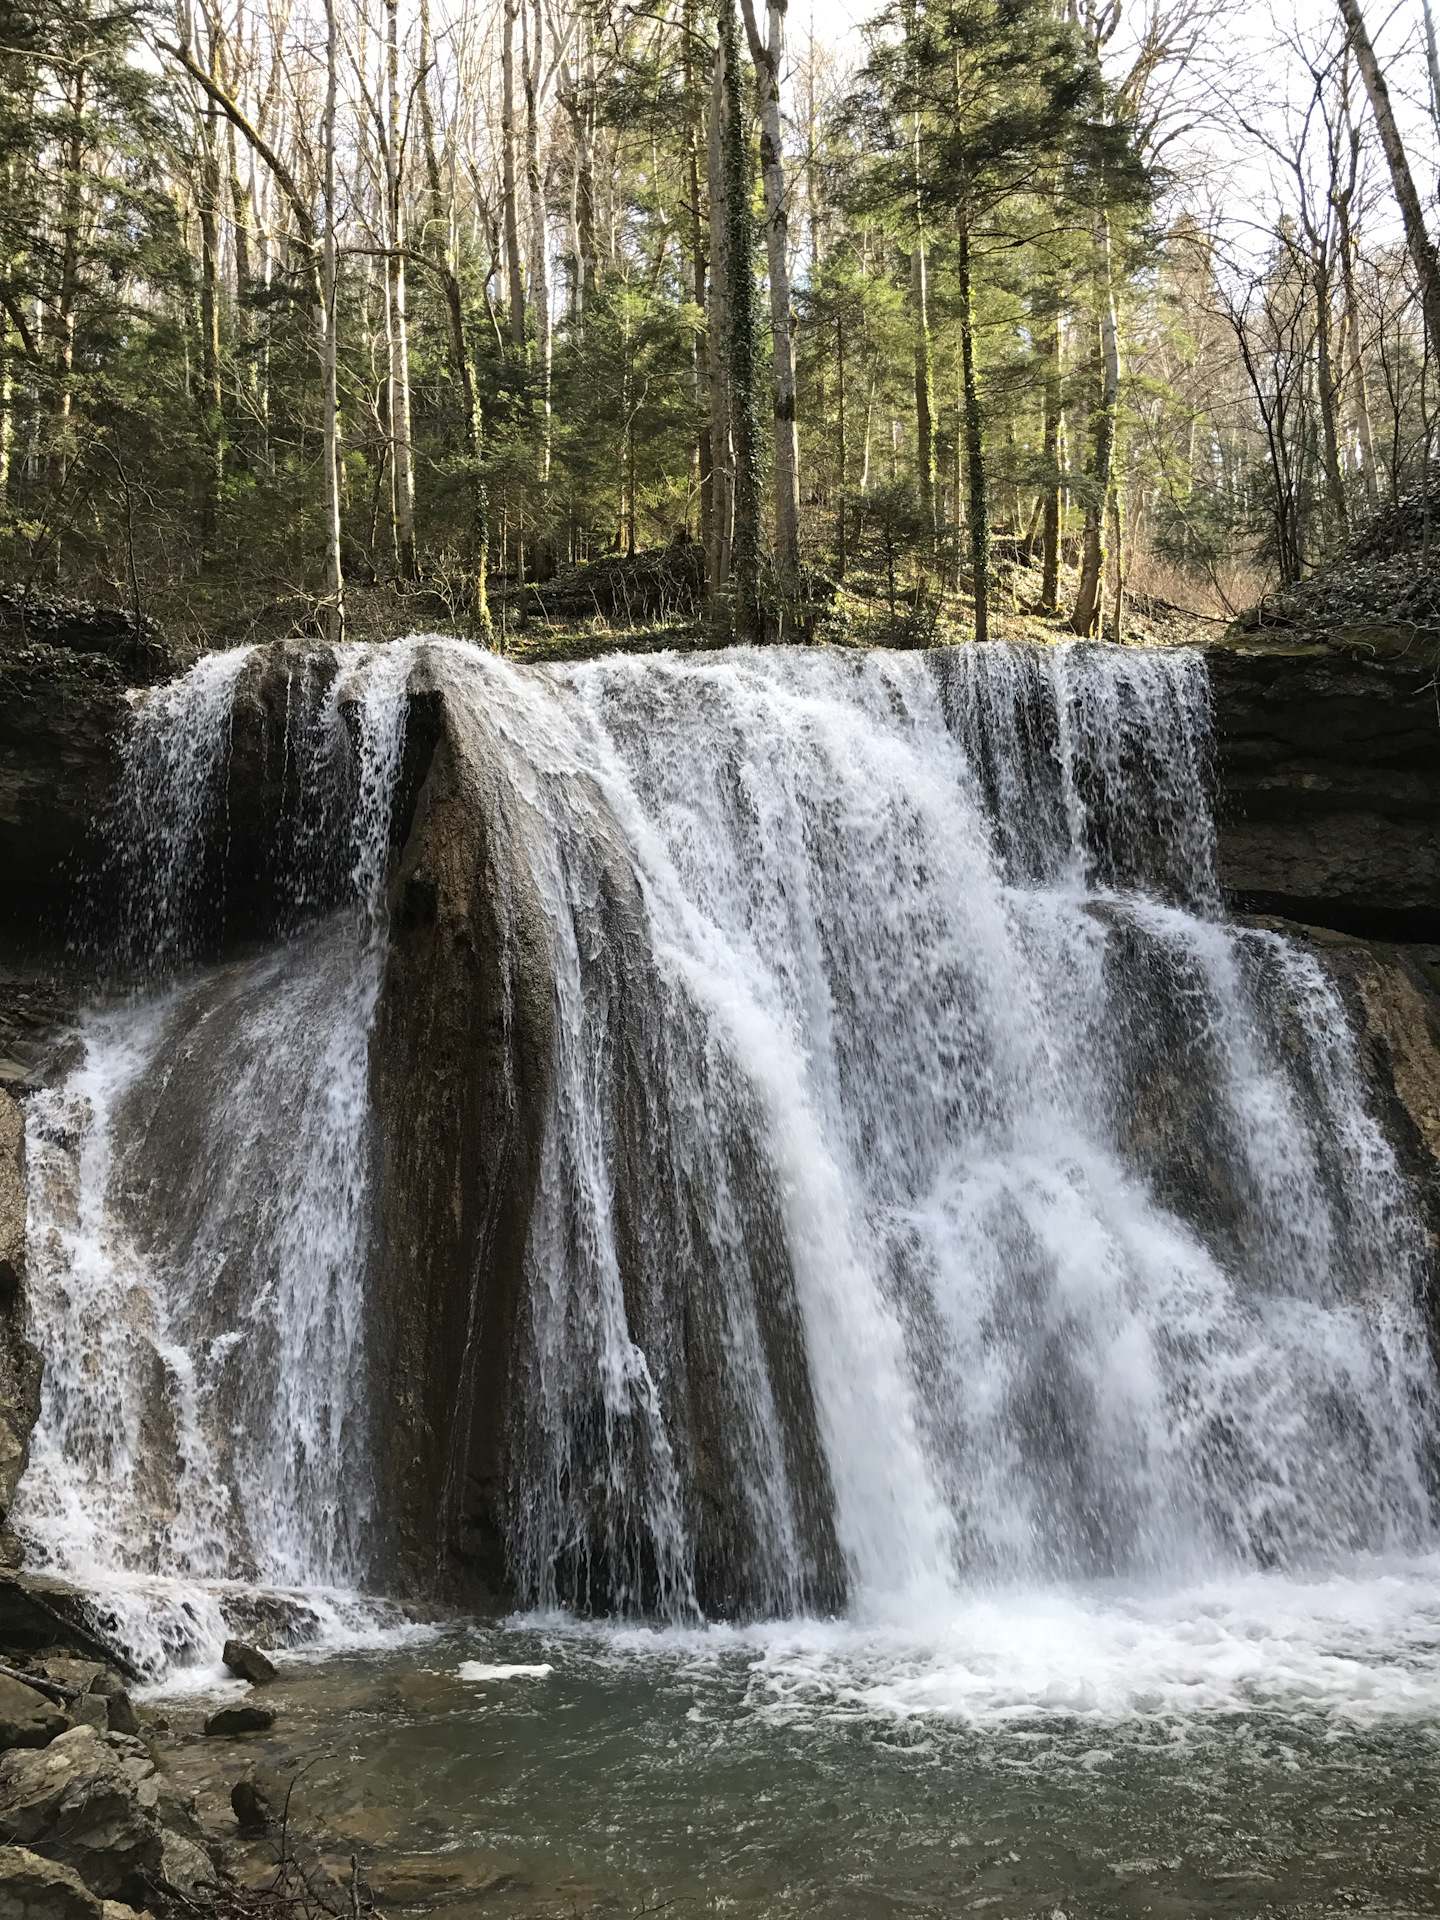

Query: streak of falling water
[448,640,1436,1615]
[14,644,414,1664]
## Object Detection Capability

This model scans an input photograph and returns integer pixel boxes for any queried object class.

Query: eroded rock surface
[0,1097,40,1560]
[0,1843,102,1919]
[1208,634,1440,938]
[0,1724,209,1907]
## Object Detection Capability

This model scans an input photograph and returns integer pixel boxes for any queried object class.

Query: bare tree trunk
[911,235,935,541]
[502,0,526,351]
[322,0,345,641]
[1337,0,1440,370]
[524,0,552,479]
[718,0,762,639]
[1424,0,1440,129]
[1314,259,1348,530]
[1071,213,1119,638]
[706,42,732,597]
[418,0,444,234]
[50,61,87,503]
[956,201,988,641]
[198,99,224,552]
[739,0,800,586]
[385,0,417,577]
[1335,189,1379,506]
[836,314,846,575]
[1107,484,1123,640]
[909,116,935,541]
[1040,297,1062,610]
[685,6,713,565]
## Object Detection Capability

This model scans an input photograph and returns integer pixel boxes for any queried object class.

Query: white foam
[457,1661,555,1681]
[513,1554,1440,1731]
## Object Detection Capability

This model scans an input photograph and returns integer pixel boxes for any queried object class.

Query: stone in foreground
[203,1703,274,1736]
[0,1675,66,1751]
[0,1844,101,1919]
[220,1638,276,1686]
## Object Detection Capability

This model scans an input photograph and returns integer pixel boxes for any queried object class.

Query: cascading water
[14,643,414,1669]
[13,635,1438,1676]
[455,641,1436,1619]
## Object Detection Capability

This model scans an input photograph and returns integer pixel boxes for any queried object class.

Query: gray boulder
[0,1676,66,1751]
[0,1845,101,1919]
[0,1724,209,1905]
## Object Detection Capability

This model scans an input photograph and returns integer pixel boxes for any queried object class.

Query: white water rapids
[13,637,1440,1717]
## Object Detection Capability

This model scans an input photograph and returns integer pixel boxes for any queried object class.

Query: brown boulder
[220,1640,275,1687]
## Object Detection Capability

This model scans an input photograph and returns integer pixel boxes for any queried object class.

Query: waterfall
[14,644,414,1665]
[14,637,1438,1665]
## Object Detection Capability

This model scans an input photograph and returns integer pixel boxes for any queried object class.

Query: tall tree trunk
[911,235,935,541]
[836,314,847,575]
[385,0,417,577]
[524,0,552,480]
[1107,484,1123,640]
[50,61,87,501]
[1039,293,1062,609]
[322,0,345,641]
[685,8,713,566]
[740,0,800,586]
[1336,189,1379,506]
[1071,213,1119,637]
[1314,258,1347,530]
[909,119,935,540]
[1337,0,1440,371]
[414,0,487,626]
[956,202,988,641]
[706,41,733,598]
[198,94,224,553]
[418,0,445,236]
[435,267,489,635]
[502,0,526,351]
[718,0,761,637]
[0,321,11,511]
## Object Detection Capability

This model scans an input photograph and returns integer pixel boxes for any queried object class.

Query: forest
[1,0,1437,651]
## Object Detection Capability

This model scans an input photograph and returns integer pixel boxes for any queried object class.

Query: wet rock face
[369,664,556,1606]
[0,1098,40,1549]
[1208,638,1440,939]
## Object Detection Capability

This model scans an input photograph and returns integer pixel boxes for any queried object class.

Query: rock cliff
[1207,631,1440,939]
